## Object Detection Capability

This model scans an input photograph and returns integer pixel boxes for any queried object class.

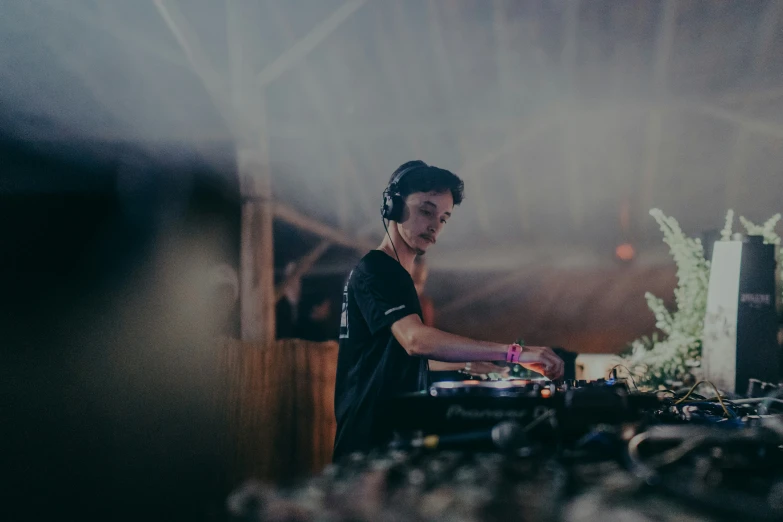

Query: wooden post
[226,0,275,345]
[239,147,275,344]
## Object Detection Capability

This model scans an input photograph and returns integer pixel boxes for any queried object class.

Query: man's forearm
[392,315,564,379]
[428,360,466,371]
[401,323,508,362]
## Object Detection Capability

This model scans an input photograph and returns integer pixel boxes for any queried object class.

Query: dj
[333,161,564,460]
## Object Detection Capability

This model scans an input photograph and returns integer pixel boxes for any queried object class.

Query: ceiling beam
[257,0,367,88]
[273,202,375,252]
[458,110,567,178]
[152,0,239,136]
[32,96,783,153]
[265,1,374,226]
[48,2,187,68]
[439,266,540,315]
[691,103,783,140]
[295,241,675,278]
[34,23,192,169]
[427,243,672,272]
[274,240,332,302]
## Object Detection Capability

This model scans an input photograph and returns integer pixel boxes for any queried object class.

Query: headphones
[381,160,429,222]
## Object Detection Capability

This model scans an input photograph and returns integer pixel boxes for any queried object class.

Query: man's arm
[392,314,564,379]
[428,361,465,371]
[391,314,507,362]
[428,360,511,379]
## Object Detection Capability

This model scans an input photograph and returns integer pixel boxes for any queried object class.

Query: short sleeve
[352,270,420,335]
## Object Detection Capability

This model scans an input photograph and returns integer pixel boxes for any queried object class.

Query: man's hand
[462,361,510,379]
[518,346,564,380]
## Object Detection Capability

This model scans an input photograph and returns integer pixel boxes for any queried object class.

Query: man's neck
[377,230,415,273]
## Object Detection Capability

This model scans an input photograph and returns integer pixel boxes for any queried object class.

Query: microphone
[393,421,526,452]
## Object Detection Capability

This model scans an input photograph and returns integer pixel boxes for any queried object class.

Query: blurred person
[298,295,338,342]
[333,161,564,459]
[276,261,301,339]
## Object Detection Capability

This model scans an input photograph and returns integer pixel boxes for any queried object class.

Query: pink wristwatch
[506,342,524,363]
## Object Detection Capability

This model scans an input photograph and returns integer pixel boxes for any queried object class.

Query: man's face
[396,190,454,255]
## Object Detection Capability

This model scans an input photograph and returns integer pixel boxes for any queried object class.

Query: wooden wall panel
[218,338,338,486]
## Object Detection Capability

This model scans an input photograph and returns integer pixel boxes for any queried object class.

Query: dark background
[2,133,240,521]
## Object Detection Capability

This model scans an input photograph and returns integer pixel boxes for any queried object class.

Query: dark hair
[389,160,465,206]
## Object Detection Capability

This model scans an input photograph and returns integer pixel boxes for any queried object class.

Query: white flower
[720,209,734,241]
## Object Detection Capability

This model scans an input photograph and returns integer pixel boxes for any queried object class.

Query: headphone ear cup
[382,186,404,221]
[382,162,428,221]
[381,189,393,220]
[388,194,404,222]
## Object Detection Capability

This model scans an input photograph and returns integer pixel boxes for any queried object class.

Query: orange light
[615,243,635,261]
[540,388,552,398]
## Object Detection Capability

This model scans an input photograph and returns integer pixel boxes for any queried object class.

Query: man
[333,161,564,460]
[298,295,337,342]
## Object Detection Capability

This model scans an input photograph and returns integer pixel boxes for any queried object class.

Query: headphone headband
[381,160,430,222]
[385,161,429,194]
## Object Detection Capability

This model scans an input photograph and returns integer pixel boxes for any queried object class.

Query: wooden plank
[257,0,367,87]
[152,0,237,134]
[220,339,338,483]
[273,202,375,252]
[258,200,275,347]
[274,240,332,302]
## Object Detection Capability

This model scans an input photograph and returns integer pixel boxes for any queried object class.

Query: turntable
[384,377,659,443]
[428,379,556,398]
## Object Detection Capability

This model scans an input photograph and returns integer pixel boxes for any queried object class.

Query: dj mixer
[383,378,660,449]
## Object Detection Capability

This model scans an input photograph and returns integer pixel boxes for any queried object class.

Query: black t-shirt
[333,250,427,460]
